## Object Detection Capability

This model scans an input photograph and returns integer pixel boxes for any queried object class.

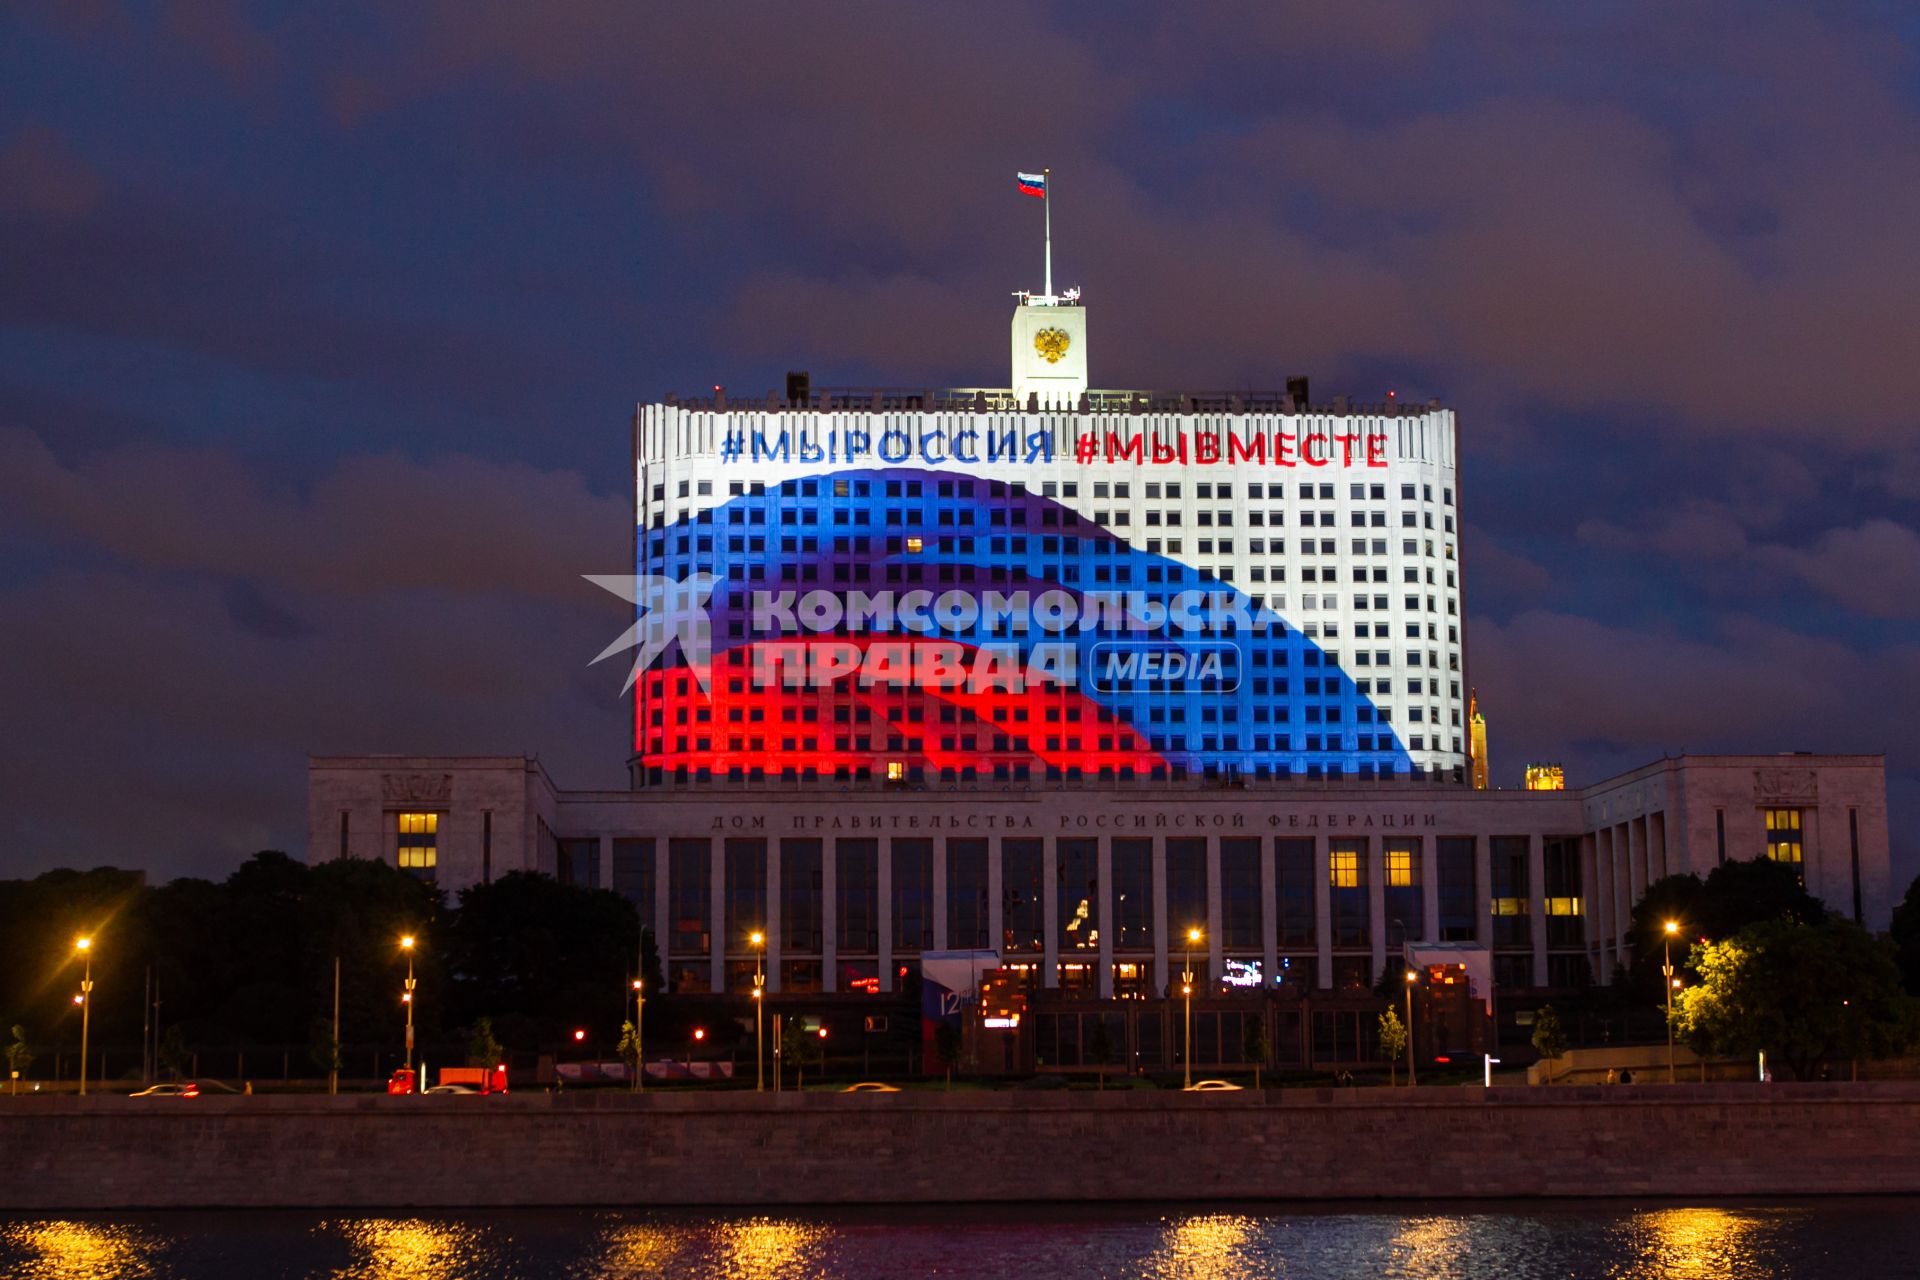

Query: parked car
[129,1082,199,1098]
[1183,1079,1243,1092]
[424,1083,479,1095]
[841,1082,900,1093]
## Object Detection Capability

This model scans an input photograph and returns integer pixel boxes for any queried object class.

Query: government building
[308,281,1893,1074]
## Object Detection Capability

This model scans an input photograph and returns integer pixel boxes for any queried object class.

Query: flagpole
[1043,166,1052,298]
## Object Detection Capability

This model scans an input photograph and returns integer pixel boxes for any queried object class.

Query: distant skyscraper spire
[1469,690,1489,790]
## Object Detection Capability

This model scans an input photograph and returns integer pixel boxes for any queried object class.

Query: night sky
[4,3,1919,887]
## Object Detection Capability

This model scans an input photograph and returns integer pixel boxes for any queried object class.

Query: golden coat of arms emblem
[1034,328,1071,364]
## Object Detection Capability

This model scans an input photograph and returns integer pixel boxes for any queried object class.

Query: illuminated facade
[631,297,1465,788]
[1524,764,1566,791]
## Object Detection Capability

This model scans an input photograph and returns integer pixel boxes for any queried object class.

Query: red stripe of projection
[1017,183,1045,198]
[633,638,1164,775]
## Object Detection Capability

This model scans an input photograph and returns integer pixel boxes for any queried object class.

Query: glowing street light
[1404,968,1420,1087]
[400,935,418,1080]
[631,978,645,1093]
[74,937,94,1098]
[750,929,767,1093]
[1183,926,1202,1089]
[1662,920,1680,1084]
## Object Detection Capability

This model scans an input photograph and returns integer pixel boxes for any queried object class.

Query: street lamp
[1183,926,1202,1089]
[631,978,645,1093]
[74,937,93,1097]
[750,930,766,1092]
[400,935,418,1082]
[690,1025,705,1075]
[1662,920,1679,1084]
[1404,969,1419,1087]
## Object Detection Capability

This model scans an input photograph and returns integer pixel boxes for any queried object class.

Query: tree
[617,1020,643,1091]
[443,872,638,1046]
[1673,919,1917,1081]
[157,1025,188,1080]
[306,1014,341,1079]
[781,1021,825,1090]
[1891,873,1920,996]
[6,1025,32,1093]
[1241,1014,1268,1090]
[1626,858,1826,1003]
[1377,1007,1408,1086]
[1086,1017,1114,1090]
[466,1017,504,1069]
[933,1023,962,1090]
[1531,1005,1569,1084]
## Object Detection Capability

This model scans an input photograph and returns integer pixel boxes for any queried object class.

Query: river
[3,1200,1916,1278]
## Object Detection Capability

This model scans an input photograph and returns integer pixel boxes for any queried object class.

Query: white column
[1473,833,1493,950]
[1313,834,1333,990]
[822,840,838,994]
[1367,837,1387,981]
[1420,837,1441,943]
[932,839,949,953]
[1260,837,1279,991]
[1528,833,1548,988]
[878,839,895,994]
[652,839,670,984]
[767,838,782,995]
[1153,839,1170,996]
[987,838,1004,960]
[709,839,726,994]
[1613,823,1632,959]
[1205,837,1223,987]
[1041,838,1059,989]
[1097,838,1115,999]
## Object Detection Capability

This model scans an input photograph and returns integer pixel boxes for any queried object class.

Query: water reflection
[1614,1207,1798,1280]
[1149,1214,1260,1279]
[0,1219,157,1280]
[714,1217,829,1279]
[325,1216,498,1280]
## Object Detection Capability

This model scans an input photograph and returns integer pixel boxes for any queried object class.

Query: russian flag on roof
[1016,171,1046,198]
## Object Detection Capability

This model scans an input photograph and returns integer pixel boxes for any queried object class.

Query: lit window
[396,812,438,877]
[1764,808,1803,865]
[1492,897,1527,916]
[886,761,906,781]
[1330,850,1358,889]
[1386,848,1412,887]
[1545,897,1582,916]
[905,537,923,553]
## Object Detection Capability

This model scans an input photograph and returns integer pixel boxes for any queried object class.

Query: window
[1385,838,1422,943]
[947,838,989,950]
[1221,838,1262,950]
[782,838,823,954]
[1490,836,1530,948]
[668,837,712,988]
[1057,838,1099,958]
[1765,809,1804,872]
[1112,838,1154,950]
[725,839,767,973]
[1543,837,1584,946]
[1330,840,1368,947]
[1436,837,1476,941]
[396,812,438,878]
[893,838,933,951]
[836,838,880,954]
[1003,838,1045,953]
[612,837,655,923]
[1167,838,1209,946]
[1276,838,1315,946]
